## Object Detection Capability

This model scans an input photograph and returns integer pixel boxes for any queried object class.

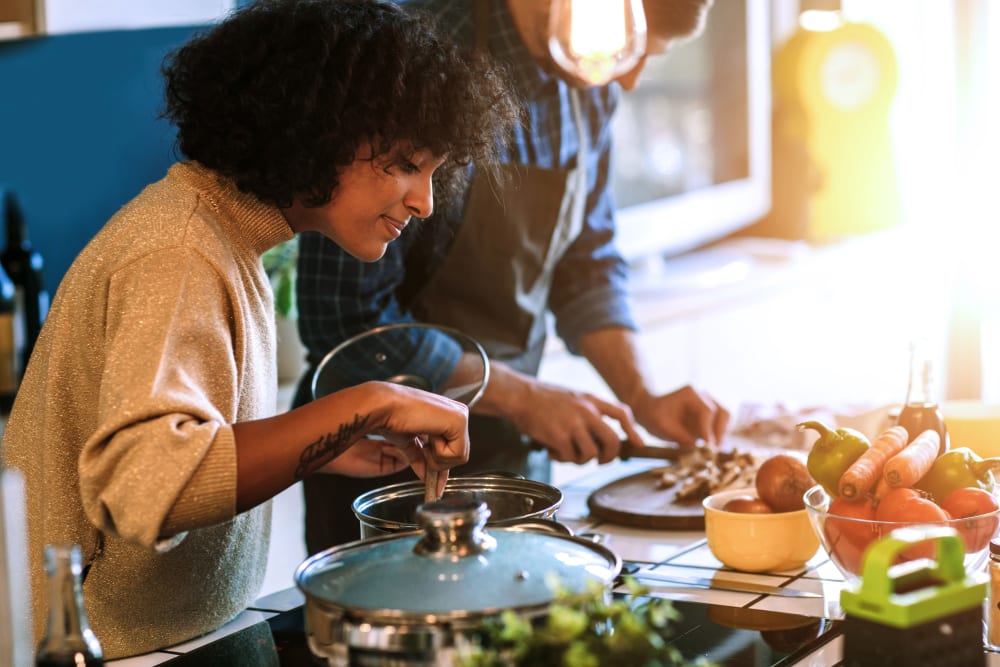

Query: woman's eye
[381,158,419,176]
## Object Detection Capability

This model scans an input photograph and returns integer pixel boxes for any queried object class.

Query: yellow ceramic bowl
[942,401,1000,459]
[703,487,820,573]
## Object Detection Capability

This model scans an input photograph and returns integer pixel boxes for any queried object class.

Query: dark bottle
[0,258,19,413]
[1,189,48,375]
[35,544,103,667]
[896,342,948,456]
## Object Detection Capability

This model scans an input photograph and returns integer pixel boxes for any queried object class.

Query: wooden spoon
[419,435,442,504]
[424,468,440,504]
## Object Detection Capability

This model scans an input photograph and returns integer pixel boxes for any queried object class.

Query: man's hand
[631,384,730,449]
[506,379,644,464]
[577,327,730,451]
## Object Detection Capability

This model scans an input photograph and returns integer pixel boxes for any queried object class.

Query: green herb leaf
[262,238,299,318]
[455,577,717,667]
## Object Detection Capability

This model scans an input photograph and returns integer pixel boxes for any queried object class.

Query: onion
[723,496,774,514]
[755,454,814,512]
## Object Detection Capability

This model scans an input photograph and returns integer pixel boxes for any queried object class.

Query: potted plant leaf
[456,578,717,667]
[262,238,306,382]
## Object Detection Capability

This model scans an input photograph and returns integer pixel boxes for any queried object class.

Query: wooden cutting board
[587,466,708,530]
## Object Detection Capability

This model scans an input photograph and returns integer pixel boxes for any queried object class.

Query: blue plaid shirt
[296,0,636,384]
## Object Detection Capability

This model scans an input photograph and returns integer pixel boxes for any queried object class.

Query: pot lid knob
[413,493,497,558]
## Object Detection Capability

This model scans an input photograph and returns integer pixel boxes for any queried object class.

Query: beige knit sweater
[2,162,295,658]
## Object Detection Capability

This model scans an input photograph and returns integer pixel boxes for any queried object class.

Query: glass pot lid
[311,322,490,408]
[295,495,620,617]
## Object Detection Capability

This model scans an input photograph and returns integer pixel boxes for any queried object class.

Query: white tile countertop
[557,460,850,629]
[108,457,1000,666]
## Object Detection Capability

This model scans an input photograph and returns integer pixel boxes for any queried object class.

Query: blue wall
[0,25,206,292]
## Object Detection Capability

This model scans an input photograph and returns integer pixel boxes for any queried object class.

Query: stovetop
[159,598,842,666]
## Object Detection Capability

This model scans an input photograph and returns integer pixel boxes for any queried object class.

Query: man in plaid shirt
[294,0,728,553]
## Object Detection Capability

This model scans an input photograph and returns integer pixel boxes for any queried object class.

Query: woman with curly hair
[1,0,519,658]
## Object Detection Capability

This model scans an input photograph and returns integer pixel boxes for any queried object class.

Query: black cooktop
[160,598,842,667]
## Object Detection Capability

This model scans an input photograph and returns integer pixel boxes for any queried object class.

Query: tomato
[874,487,951,562]
[874,488,926,522]
[824,497,878,575]
[941,487,1000,552]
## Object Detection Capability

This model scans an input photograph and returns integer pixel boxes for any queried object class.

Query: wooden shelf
[0,0,37,39]
[0,0,235,38]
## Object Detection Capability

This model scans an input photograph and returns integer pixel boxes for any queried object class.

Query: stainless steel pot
[295,496,621,667]
[352,475,563,539]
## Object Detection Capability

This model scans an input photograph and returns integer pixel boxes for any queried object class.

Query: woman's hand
[233,381,469,512]
[365,383,470,470]
[318,434,424,477]
[319,431,457,500]
[319,384,469,500]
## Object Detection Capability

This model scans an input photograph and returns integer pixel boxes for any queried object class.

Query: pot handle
[575,531,608,545]
[498,518,573,537]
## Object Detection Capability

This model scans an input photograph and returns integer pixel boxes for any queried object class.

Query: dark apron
[300,0,590,552]
[409,125,589,477]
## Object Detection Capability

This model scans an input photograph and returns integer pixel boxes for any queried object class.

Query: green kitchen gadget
[840,526,987,666]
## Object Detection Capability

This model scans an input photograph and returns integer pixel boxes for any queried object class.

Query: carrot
[883,429,941,488]
[838,425,909,500]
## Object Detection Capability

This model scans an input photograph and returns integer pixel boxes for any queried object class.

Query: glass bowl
[802,484,1000,581]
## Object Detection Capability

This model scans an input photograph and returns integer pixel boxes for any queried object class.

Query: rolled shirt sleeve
[549,85,638,354]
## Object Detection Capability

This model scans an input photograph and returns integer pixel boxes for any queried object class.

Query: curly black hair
[162,0,520,209]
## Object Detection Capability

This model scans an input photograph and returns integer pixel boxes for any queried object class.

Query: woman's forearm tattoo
[296,414,371,478]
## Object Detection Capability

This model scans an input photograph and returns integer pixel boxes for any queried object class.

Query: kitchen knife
[633,570,824,599]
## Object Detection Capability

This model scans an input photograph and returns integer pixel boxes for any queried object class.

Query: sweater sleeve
[78,246,243,550]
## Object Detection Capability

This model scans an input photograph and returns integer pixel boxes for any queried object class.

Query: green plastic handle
[857,526,966,604]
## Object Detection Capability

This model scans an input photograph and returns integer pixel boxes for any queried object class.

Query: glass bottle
[1,189,48,375]
[0,258,19,414]
[35,544,103,667]
[987,540,1000,651]
[896,341,948,456]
